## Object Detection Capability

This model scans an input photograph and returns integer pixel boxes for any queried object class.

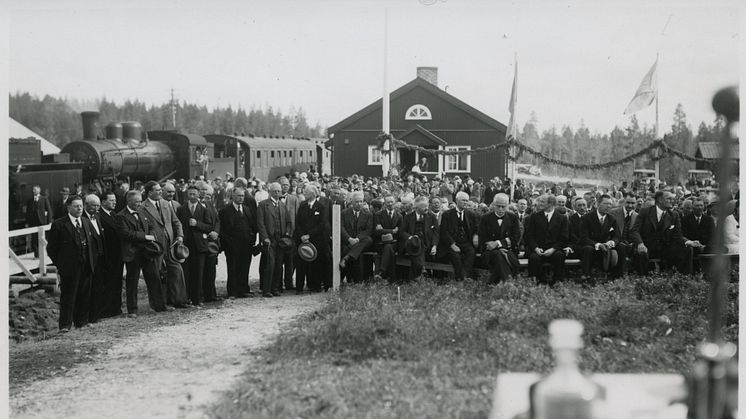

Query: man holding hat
[257,182,292,297]
[479,193,520,283]
[177,185,213,306]
[339,191,374,283]
[294,184,330,292]
[398,196,439,282]
[579,194,621,281]
[372,194,402,282]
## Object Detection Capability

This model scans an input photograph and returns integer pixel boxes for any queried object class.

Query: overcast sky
[6,0,742,135]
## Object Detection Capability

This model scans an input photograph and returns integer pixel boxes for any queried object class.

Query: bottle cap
[548,319,584,349]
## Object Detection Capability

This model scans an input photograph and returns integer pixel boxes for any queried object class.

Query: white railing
[8,224,52,283]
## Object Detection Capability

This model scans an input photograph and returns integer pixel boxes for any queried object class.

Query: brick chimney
[416,67,438,87]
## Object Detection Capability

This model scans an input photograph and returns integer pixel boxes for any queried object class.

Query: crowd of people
[29,169,739,332]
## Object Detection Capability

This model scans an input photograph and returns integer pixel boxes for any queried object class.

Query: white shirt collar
[68,213,80,225]
[308,198,316,207]
[545,209,554,220]
[148,198,159,206]
[233,203,243,211]
[656,206,665,220]
[598,211,606,222]
[102,208,112,216]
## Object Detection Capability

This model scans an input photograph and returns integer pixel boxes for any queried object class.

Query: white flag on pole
[624,59,658,115]
[507,55,518,140]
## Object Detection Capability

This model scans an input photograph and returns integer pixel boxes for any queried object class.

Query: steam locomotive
[9,111,329,230]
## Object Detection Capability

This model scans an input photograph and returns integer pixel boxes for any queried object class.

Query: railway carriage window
[256,150,261,159]
[283,150,288,166]
[309,150,313,158]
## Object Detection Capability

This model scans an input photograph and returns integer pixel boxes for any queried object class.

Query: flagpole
[381,8,391,179]
[654,52,660,183]
[508,53,517,202]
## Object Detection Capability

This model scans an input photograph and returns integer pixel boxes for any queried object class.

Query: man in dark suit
[579,194,621,280]
[177,185,213,306]
[339,191,374,283]
[257,182,293,297]
[141,181,189,307]
[438,191,479,281]
[46,196,99,331]
[53,186,71,220]
[563,197,588,260]
[294,184,331,292]
[219,187,258,298]
[479,193,521,283]
[630,190,697,274]
[98,191,124,318]
[26,185,53,257]
[81,194,106,322]
[373,194,402,281]
[117,190,167,315]
[681,197,714,272]
[609,194,638,277]
[398,196,439,282]
[198,182,221,302]
[279,177,301,291]
[524,194,570,285]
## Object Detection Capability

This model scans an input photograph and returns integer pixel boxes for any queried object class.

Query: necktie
[156,201,163,221]
[238,205,243,215]
[355,211,359,219]
[190,204,195,215]
[546,213,551,223]
[458,211,463,221]
[696,216,701,225]
[75,218,81,230]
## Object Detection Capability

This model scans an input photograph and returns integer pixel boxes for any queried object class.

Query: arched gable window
[404,104,432,120]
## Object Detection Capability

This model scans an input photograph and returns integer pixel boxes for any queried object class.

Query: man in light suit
[162,182,182,213]
[279,176,301,291]
[339,191,374,283]
[47,195,99,331]
[141,181,189,308]
[609,194,638,276]
[257,182,293,297]
[198,182,221,302]
[177,185,213,306]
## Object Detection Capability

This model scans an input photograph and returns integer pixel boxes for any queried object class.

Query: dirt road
[10,285,326,418]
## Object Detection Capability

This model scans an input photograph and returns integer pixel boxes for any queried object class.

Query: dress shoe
[263,293,273,298]
[166,306,176,312]
[174,304,189,309]
[228,296,236,300]
[272,291,281,297]
[127,313,138,318]
[59,328,70,333]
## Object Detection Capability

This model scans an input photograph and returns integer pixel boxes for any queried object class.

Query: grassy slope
[209,274,738,419]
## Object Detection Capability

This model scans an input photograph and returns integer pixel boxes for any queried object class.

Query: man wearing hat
[117,190,167,315]
[398,196,439,282]
[578,194,621,281]
[339,191,374,283]
[47,195,100,331]
[257,182,292,297]
[373,194,402,281]
[219,187,258,298]
[177,185,213,306]
[141,181,189,308]
[294,184,331,292]
[479,194,521,283]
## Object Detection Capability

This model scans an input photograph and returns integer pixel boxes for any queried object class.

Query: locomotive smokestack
[81,111,100,141]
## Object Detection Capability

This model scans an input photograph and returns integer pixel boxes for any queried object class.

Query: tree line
[516,103,726,185]
[9,92,325,148]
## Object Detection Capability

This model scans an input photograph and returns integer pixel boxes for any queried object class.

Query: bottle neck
[553,347,580,372]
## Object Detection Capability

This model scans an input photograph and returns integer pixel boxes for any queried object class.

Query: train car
[204,134,319,181]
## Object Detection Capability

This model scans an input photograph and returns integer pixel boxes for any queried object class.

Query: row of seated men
[338,189,714,285]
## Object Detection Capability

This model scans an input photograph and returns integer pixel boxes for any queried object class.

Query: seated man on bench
[524,194,569,285]
[398,195,439,281]
[339,191,374,283]
[579,194,621,281]
[372,194,402,282]
[438,191,479,281]
[681,197,715,272]
[479,193,520,283]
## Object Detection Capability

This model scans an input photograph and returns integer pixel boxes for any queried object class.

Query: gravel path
[10,264,327,419]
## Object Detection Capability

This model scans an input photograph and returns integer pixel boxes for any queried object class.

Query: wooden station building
[328,67,508,180]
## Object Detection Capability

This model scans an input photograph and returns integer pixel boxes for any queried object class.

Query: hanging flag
[624,58,658,115]
[507,55,518,140]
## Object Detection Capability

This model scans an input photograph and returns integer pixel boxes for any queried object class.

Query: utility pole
[170,88,177,129]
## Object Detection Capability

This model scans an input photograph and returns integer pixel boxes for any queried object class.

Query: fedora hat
[278,237,294,250]
[404,235,422,256]
[381,233,395,244]
[602,248,619,271]
[206,241,220,256]
[298,242,318,262]
[143,241,163,259]
[172,242,190,263]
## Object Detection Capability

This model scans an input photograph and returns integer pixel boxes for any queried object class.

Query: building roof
[696,141,740,159]
[9,118,61,154]
[328,77,507,133]
[398,125,448,146]
[204,134,316,149]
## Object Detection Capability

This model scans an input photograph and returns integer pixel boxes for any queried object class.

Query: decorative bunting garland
[374,131,730,171]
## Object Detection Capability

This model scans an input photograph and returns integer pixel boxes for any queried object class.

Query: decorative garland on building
[374,131,731,170]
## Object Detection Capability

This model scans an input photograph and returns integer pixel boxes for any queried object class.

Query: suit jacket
[26,195,53,226]
[257,198,292,242]
[630,205,686,252]
[341,208,373,242]
[218,203,258,247]
[609,207,638,243]
[202,200,220,234]
[46,215,98,275]
[580,210,621,247]
[294,198,331,249]
[281,193,302,236]
[399,211,439,253]
[524,210,569,252]
[682,213,715,248]
[142,198,184,248]
[373,209,403,242]
[82,211,105,257]
[98,208,123,266]
[165,199,181,213]
[478,212,520,254]
[177,201,213,253]
[116,207,157,262]
[439,208,479,249]
[567,212,582,246]
[53,200,68,220]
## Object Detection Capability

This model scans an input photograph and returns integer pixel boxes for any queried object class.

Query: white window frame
[444,146,471,173]
[368,145,383,166]
[404,104,432,120]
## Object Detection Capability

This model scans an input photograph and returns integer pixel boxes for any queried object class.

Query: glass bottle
[531,319,605,419]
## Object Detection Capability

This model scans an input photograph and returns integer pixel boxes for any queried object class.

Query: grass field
[208,272,738,419]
